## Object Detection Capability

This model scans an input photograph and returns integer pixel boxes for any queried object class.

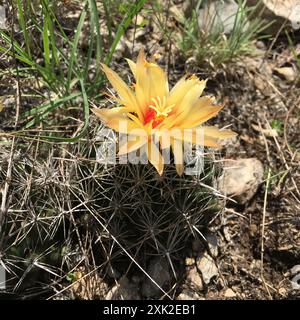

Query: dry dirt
[0,1,299,300]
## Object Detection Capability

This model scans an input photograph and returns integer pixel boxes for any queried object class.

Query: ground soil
[0,2,299,300]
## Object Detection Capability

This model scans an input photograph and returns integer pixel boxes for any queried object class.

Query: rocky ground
[0,0,299,300]
[65,50,300,300]
[98,1,300,300]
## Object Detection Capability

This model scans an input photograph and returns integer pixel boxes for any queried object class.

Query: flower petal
[171,138,184,176]
[147,63,169,101]
[158,129,171,149]
[100,63,137,112]
[119,135,147,155]
[134,49,150,116]
[167,75,206,113]
[92,106,127,118]
[92,107,141,134]
[135,49,169,115]
[163,94,213,130]
[126,58,137,79]
[172,128,221,148]
[177,98,223,128]
[147,139,164,175]
[174,80,207,115]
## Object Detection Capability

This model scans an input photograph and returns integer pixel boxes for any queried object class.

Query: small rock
[197,0,244,34]
[224,288,237,298]
[206,233,218,257]
[218,158,264,204]
[246,0,300,32]
[291,274,300,290]
[291,265,300,275]
[141,257,171,298]
[186,266,203,291]
[274,67,298,83]
[134,28,147,41]
[255,40,267,51]
[177,289,203,300]
[290,265,300,290]
[196,252,218,285]
[106,276,141,300]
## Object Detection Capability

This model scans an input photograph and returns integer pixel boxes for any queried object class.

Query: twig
[260,167,272,300]
[258,120,272,299]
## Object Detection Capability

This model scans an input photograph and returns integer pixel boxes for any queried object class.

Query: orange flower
[92,49,236,175]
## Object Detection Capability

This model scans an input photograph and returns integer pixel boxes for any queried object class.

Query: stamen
[149,104,158,113]
[157,96,162,111]
[144,96,174,128]
[151,97,160,111]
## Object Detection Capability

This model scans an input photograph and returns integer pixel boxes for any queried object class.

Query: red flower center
[144,108,165,128]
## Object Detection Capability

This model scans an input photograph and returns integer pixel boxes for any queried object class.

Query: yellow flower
[92,49,236,175]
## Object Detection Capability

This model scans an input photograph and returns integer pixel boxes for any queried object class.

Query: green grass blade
[23,92,81,129]
[43,15,51,69]
[67,3,88,91]
[88,0,103,64]
[32,79,90,142]
[16,0,32,58]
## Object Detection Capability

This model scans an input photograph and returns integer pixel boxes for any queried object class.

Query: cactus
[0,121,223,299]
